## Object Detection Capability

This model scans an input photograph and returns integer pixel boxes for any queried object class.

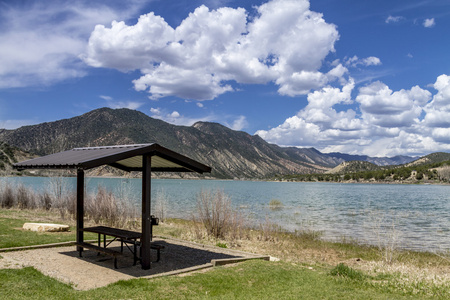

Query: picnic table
[77,217,162,269]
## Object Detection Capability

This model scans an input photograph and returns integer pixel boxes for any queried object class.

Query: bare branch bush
[49,176,73,219]
[194,189,245,240]
[86,186,138,228]
[39,192,52,211]
[258,215,284,242]
[0,178,139,229]
[190,216,207,240]
[369,212,400,264]
[16,184,37,209]
[0,180,15,208]
[154,188,169,223]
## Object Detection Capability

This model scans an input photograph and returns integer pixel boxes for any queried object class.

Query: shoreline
[3,173,450,185]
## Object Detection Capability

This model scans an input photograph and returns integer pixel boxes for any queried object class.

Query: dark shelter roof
[13,143,211,173]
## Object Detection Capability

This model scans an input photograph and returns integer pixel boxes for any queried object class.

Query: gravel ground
[0,237,261,290]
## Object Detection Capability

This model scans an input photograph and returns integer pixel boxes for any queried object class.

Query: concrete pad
[0,237,266,290]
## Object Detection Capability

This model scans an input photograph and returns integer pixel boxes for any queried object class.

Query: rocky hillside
[0,107,425,179]
[0,108,333,178]
[326,160,380,174]
[406,152,450,167]
[0,141,36,175]
[325,152,417,166]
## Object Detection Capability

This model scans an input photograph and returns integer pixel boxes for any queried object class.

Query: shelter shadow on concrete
[60,239,240,277]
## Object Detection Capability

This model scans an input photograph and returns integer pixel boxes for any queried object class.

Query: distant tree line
[272,160,450,183]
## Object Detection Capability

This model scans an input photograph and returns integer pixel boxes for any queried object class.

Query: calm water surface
[2,177,449,252]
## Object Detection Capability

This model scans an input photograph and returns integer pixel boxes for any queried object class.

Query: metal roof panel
[13,143,211,173]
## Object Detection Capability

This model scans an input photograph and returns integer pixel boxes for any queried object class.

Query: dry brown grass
[0,180,139,229]
[193,189,246,241]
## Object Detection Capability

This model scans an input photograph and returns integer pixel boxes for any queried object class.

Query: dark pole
[141,155,152,269]
[76,168,84,252]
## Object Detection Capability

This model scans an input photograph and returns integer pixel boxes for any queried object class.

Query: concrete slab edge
[143,263,214,279]
[211,255,271,267]
[142,255,270,280]
[0,240,98,253]
[154,235,263,258]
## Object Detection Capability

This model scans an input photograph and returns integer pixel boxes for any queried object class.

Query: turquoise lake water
[2,177,449,253]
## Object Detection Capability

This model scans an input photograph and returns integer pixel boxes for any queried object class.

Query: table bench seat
[151,244,164,262]
[77,242,122,269]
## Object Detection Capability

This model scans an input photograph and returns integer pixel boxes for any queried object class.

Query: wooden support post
[76,169,84,253]
[141,155,152,269]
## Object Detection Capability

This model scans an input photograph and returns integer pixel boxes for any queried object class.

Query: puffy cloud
[345,56,382,68]
[83,0,340,100]
[228,115,248,131]
[356,82,431,127]
[423,18,435,28]
[362,57,382,66]
[430,74,450,108]
[432,128,450,143]
[0,0,145,88]
[255,75,450,157]
[423,74,450,127]
[256,79,362,148]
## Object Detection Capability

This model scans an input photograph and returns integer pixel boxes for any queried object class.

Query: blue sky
[1,0,450,157]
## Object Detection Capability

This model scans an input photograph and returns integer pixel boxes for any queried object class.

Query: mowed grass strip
[0,260,423,300]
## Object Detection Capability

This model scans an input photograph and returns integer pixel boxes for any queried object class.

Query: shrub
[39,192,52,210]
[85,186,139,229]
[195,189,244,240]
[216,242,227,248]
[154,188,169,223]
[330,263,365,281]
[258,216,284,242]
[16,184,36,209]
[268,199,283,210]
[0,181,15,208]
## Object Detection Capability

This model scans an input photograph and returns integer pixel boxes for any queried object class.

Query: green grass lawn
[0,209,448,299]
[0,260,431,300]
[0,210,97,249]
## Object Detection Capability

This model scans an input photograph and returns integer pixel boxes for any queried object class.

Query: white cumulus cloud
[423,74,450,127]
[423,18,435,28]
[345,56,382,68]
[255,74,450,157]
[83,0,340,100]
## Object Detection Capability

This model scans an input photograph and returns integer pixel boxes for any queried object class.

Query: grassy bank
[0,208,449,299]
[1,260,431,300]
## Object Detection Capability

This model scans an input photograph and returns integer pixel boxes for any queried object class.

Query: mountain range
[0,107,420,178]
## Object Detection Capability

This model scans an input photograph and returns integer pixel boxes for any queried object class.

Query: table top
[83,226,141,240]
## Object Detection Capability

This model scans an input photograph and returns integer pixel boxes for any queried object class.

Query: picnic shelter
[13,143,211,269]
